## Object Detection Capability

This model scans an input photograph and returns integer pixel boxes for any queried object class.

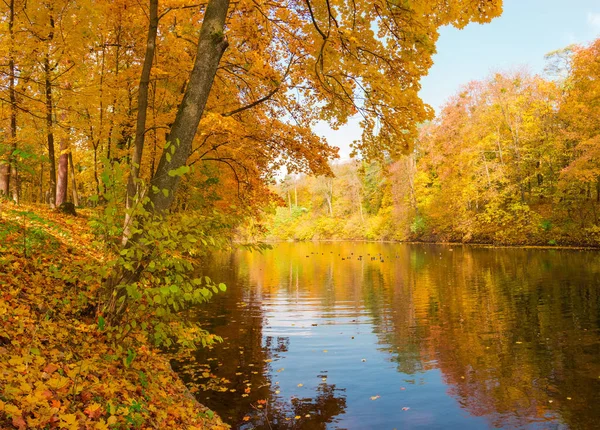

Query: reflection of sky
[261,297,491,429]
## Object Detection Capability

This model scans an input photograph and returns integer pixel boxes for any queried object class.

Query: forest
[267,40,600,246]
[1,0,599,428]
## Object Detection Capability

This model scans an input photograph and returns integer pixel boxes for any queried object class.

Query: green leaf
[186,234,197,243]
[166,152,172,163]
[162,188,169,197]
[98,316,105,331]
[167,165,190,177]
[30,348,41,356]
[218,283,227,292]
[124,349,136,368]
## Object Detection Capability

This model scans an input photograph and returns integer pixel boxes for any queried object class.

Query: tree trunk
[44,14,57,207]
[146,0,230,214]
[0,162,8,198]
[69,151,79,206]
[39,161,44,203]
[123,0,159,243]
[93,143,100,197]
[56,137,69,207]
[1,0,17,200]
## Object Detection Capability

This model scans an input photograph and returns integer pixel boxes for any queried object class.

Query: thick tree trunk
[56,137,69,207]
[0,163,8,198]
[44,15,57,207]
[123,0,159,243]
[146,0,230,214]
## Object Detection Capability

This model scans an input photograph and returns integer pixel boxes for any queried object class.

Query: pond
[172,242,600,429]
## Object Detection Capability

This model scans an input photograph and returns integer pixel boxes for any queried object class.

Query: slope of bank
[0,204,227,429]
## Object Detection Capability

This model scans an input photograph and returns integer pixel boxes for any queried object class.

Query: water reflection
[172,243,600,429]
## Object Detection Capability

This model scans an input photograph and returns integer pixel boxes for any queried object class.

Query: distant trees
[266,38,600,245]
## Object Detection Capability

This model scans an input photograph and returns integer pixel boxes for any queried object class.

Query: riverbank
[262,203,600,249]
[258,238,600,251]
[0,204,228,429]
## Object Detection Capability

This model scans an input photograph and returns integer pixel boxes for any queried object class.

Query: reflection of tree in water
[366,246,600,429]
[246,383,347,430]
[174,249,348,429]
[265,336,289,354]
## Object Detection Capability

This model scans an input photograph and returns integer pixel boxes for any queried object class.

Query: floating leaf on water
[402,407,410,411]
[297,383,303,387]
[370,395,380,400]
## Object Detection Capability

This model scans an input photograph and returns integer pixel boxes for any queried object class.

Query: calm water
[172,243,600,429]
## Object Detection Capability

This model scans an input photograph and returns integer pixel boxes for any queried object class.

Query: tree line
[267,39,600,246]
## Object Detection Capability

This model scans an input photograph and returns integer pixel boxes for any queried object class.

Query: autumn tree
[556,39,600,228]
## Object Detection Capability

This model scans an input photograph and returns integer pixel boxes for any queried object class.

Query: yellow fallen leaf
[370,395,380,400]
[297,383,303,387]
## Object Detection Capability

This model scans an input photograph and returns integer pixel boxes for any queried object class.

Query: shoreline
[241,238,600,251]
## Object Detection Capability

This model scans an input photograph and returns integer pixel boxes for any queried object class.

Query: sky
[313,0,600,161]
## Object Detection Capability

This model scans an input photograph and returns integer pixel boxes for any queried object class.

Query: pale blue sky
[314,0,600,161]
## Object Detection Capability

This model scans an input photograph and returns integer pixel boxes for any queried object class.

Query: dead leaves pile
[0,204,228,429]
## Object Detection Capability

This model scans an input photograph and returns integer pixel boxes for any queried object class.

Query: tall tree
[123,0,158,241]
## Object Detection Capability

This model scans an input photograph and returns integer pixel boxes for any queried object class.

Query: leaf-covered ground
[0,204,228,429]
